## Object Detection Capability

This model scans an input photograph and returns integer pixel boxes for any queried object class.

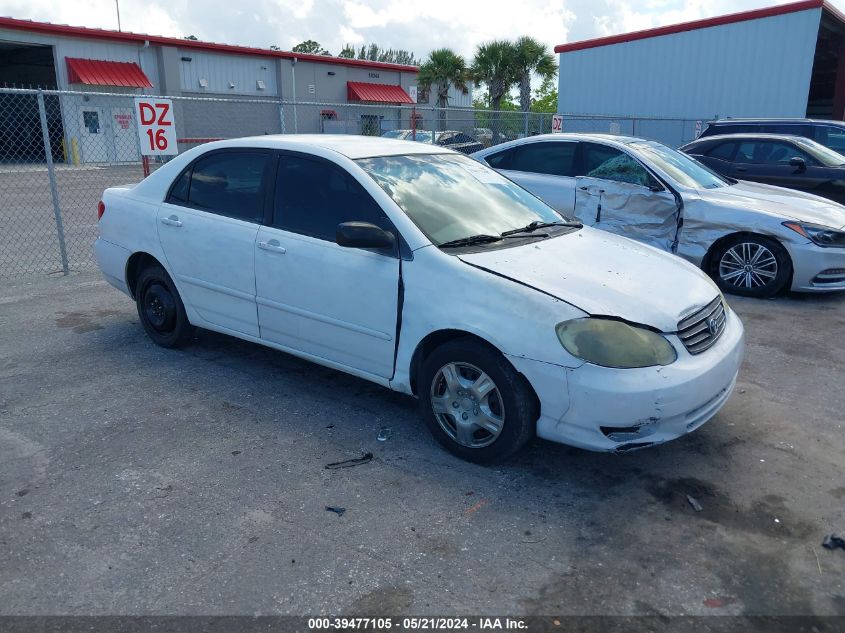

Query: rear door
[157,149,272,337]
[486,140,579,213]
[573,142,680,252]
[254,152,401,379]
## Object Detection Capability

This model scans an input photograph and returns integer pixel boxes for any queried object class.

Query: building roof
[555,0,845,54]
[0,16,419,73]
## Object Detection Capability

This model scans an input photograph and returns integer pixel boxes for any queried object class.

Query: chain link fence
[0,87,706,278]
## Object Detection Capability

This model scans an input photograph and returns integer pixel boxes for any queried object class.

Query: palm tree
[471,40,518,143]
[513,36,557,113]
[417,49,468,130]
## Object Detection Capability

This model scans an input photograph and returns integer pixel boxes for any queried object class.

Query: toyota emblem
[708,318,719,335]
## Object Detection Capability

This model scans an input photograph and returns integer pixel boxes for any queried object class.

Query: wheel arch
[701,231,794,291]
[125,252,167,299]
[407,329,540,412]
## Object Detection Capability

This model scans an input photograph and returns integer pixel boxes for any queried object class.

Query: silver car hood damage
[700,181,845,229]
[457,228,719,333]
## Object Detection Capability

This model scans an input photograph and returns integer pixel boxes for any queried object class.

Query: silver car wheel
[718,242,778,289]
[429,362,505,449]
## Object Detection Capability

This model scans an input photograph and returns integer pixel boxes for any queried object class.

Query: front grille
[677,296,727,355]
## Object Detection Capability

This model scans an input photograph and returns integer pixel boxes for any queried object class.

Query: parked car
[95,135,744,461]
[680,134,845,204]
[381,129,483,154]
[473,133,845,297]
[698,118,845,154]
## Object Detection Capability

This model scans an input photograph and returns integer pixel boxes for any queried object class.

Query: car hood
[457,228,719,332]
[698,181,845,229]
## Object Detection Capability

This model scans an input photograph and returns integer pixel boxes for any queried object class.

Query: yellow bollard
[70,137,80,166]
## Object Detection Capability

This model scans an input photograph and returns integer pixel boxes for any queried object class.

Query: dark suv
[699,119,845,154]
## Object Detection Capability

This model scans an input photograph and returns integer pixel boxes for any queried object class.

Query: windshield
[633,141,729,189]
[381,130,406,139]
[792,137,845,167]
[357,153,565,247]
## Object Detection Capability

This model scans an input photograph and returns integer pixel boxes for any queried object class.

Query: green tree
[418,48,468,130]
[471,40,519,143]
[530,76,558,113]
[292,40,331,55]
[353,43,419,65]
[184,35,198,40]
[338,43,356,58]
[513,36,557,113]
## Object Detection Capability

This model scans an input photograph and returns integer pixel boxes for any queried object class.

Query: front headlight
[556,318,677,369]
[783,221,845,247]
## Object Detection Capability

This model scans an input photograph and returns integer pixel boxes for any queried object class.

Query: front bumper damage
[507,308,745,452]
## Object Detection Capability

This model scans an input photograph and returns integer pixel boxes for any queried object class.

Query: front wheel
[135,265,194,348]
[709,235,792,298]
[418,339,537,463]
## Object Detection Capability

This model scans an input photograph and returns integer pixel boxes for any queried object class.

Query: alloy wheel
[718,242,778,290]
[429,362,505,448]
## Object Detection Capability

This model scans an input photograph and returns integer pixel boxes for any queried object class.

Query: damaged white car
[95,136,744,462]
[473,134,845,298]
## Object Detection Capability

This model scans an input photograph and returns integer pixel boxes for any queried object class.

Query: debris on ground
[377,427,392,442]
[822,534,845,550]
[704,596,736,608]
[325,452,373,470]
[325,506,346,516]
[464,499,489,516]
[686,494,703,512]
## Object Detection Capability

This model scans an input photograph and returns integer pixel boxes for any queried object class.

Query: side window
[484,149,514,169]
[705,142,737,161]
[817,126,845,153]
[580,142,654,187]
[179,151,269,221]
[736,141,812,165]
[509,142,577,177]
[167,169,190,204]
[273,155,393,243]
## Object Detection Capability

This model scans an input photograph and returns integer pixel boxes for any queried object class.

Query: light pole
[115,0,122,31]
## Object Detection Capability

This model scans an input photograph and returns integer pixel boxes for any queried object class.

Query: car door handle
[735,167,748,172]
[160,215,182,227]
[258,239,286,254]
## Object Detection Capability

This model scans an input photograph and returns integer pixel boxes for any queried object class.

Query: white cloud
[1,0,841,61]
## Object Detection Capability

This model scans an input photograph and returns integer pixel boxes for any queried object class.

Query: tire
[418,338,537,463]
[135,264,194,348]
[708,234,792,298]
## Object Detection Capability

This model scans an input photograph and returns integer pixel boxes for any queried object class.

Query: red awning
[347,81,413,104]
[66,57,153,88]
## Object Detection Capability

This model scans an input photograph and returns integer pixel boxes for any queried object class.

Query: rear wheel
[135,265,194,348]
[419,338,536,463]
[709,235,791,298]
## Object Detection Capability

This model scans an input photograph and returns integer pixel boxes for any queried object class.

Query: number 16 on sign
[134,97,177,155]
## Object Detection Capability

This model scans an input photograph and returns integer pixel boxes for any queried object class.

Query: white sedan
[95,135,744,462]
[473,134,845,298]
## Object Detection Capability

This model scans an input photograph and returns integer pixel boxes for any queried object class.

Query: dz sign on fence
[134,98,177,156]
[551,114,564,133]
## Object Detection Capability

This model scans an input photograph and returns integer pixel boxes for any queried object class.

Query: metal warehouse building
[0,16,469,163]
[556,0,845,122]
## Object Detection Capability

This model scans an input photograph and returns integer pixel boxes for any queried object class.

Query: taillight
[97,200,105,220]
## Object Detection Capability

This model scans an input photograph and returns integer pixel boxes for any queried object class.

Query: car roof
[708,118,845,126]
[685,133,811,145]
[204,134,454,159]
[476,133,647,154]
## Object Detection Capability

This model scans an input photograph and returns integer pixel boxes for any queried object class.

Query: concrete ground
[0,272,843,616]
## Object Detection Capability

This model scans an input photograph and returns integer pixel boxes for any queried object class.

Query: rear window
[706,142,737,161]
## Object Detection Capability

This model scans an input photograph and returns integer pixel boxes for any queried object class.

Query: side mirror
[789,157,807,172]
[336,221,395,250]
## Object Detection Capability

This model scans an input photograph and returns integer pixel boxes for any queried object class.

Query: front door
[78,107,109,163]
[156,149,273,337]
[255,152,400,378]
[573,142,680,252]
[497,140,578,214]
[110,107,139,162]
